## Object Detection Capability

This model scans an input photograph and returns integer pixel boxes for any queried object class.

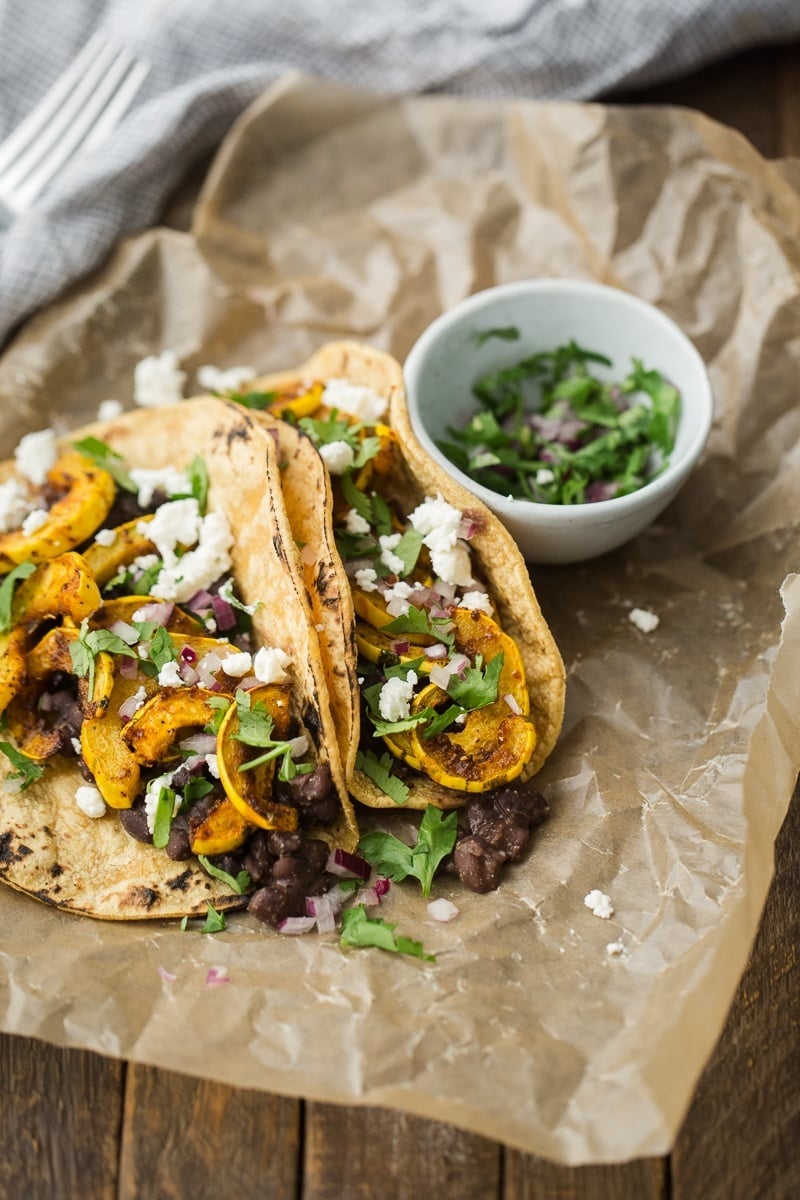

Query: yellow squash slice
[11,552,101,628]
[122,687,227,765]
[81,675,159,808]
[82,515,155,586]
[216,684,299,832]
[188,793,251,856]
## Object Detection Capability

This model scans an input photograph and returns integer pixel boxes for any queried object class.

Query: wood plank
[303,1102,501,1200]
[670,786,800,1200]
[503,1153,667,1200]
[118,1064,301,1200]
[610,45,782,159]
[0,1033,124,1200]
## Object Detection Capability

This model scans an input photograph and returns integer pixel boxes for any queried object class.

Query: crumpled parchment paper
[1,73,800,1165]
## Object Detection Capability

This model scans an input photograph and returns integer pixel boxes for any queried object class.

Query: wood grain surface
[0,38,799,1200]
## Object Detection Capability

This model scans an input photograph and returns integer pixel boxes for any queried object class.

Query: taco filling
[225,342,566,894]
[0,399,358,928]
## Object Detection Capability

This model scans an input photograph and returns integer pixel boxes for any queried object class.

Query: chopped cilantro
[355,749,410,805]
[69,619,137,696]
[151,786,176,850]
[386,528,422,577]
[445,652,504,711]
[340,471,372,524]
[358,805,458,897]
[231,689,314,782]
[474,325,521,346]
[382,605,454,648]
[133,623,177,672]
[204,695,231,735]
[227,390,277,410]
[72,436,137,493]
[181,777,214,804]
[0,561,37,633]
[0,741,44,791]
[339,905,434,960]
[197,855,251,895]
[180,902,228,933]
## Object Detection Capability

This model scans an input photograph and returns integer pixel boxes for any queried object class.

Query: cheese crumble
[97,399,123,421]
[408,494,473,587]
[133,350,186,407]
[197,364,256,393]
[253,646,292,684]
[319,440,355,475]
[584,889,615,919]
[21,508,49,536]
[321,378,388,424]
[15,428,58,486]
[75,785,106,819]
[628,607,660,633]
[378,672,418,722]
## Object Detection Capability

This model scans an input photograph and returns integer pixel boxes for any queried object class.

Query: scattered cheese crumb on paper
[584,889,615,919]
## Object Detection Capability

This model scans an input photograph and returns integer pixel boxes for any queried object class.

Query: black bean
[293,763,332,805]
[119,805,152,844]
[267,831,303,858]
[301,792,339,826]
[303,838,330,878]
[453,834,507,894]
[247,881,305,927]
[272,855,305,883]
[494,785,550,828]
[241,831,275,886]
[165,816,192,861]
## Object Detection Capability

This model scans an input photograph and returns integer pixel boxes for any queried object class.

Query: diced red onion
[425,643,448,659]
[237,675,261,691]
[457,516,478,540]
[431,580,457,603]
[450,653,469,676]
[391,639,410,654]
[300,543,316,566]
[503,692,523,715]
[118,656,138,680]
[187,589,214,613]
[179,645,198,665]
[108,619,139,645]
[180,732,217,756]
[374,877,391,897]
[133,601,174,626]
[205,966,230,985]
[196,652,223,689]
[278,916,317,935]
[118,692,146,721]
[326,849,371,880]
[179,664,199,686]
[211,593,236,632]
[305,893,336,934]
[323,883,350,914]
[359,886,381,908]
[427,898,459,922]
[157,965,177,982]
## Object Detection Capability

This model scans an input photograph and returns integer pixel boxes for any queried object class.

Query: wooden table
[2,41,800,1200]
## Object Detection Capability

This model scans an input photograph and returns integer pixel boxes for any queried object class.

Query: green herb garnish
[227,390,277,410]
[339,905,434,960]
[72,436,137,493]
[0,561,37,633]
[197,855,251,895]
[69,619,138,696]
[151,786,176,850]
[0,741,45,791]
[358,805,458,897]
[355,749,410,806]
[231,689,314,783]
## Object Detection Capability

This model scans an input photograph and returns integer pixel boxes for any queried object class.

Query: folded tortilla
[252,342,566,810]
[0,398,358,919]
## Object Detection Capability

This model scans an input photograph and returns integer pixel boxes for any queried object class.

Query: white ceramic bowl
[403,280,714,564]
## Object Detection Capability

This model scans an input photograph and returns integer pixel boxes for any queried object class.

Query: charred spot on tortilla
[122,885,160,911]
[271,533,288,565]
[0,833,33,865]
[50,863,63,877]
[301,700,323,747]
[166,868,193,892]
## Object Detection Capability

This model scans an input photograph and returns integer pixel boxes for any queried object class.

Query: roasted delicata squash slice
[82,514,155,586]
[0,627,30,715]
[11,552,101,628]
[122,687,228,765]
[267,379,325,419]
[216,684,299,832]
[188,792,251,856]
[87,597,205,636]
[81,674,158,809]
[0,452,115,572]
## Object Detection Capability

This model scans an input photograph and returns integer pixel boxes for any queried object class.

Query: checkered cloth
[1,0,798,344]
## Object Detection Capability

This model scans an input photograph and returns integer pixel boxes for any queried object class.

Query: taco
[231,343,566,826]
[0,398,358,927]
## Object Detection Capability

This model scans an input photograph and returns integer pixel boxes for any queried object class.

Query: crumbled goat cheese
[75,785,106,819]
[129,465,191,508]
[133,350,186,407]
[354,567,378,592]
[379,533,405,575]
[205,752,220,779]
[319,440,355,475]
[127,686,147,714]
[133,554,159,571]
[408,494,473,587]
[535,468,555,485]
[321,378,388,423]
[384,580,414,603]
[459,590,492,614]
[378,671,418,722]
[21,508,49,536]
[144,773,182,833]
[253,646,292,684]
[14,428,58,486]
[138,501,234,604]
[94,527,118,547]
[221,651,253,677]
[584,889,615,919]
[70,737,82,755]
[344,508,371,535]
[97,399,123,421]
[606,941,626,957]
[197,364,256,393]
[0,478,33,533]
[158,661,185,688]
[628,607,660,634]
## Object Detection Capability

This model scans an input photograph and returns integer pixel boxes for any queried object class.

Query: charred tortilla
[0,398,358,920]
[249,342,566,811]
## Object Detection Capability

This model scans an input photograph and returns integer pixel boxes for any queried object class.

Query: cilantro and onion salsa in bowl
[403,281,714,563]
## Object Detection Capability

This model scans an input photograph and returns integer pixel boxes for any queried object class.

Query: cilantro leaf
[151,786,176,850]
[355,749,410,805]
[389,529,423,577]
[368,709,436,738]
[182,777,214,804]
[339,905,434,960]
[204,695,231,735]
[358,805,458,897]
[0,741,44,791]
[217,577,262,615]
[340,472,372,524]
[198,855,251,895]
[69,619,138,696]
[474,325,521,346]
[133,623,177,671]
[72,436,137,493]
[231,689,314,781]
[227,390,277,410]
[445,652,504,710]
[188,455,209,513]
[201,902,227,933]
[0,561,37,633]
[382,605,454,648]
[299,411,359,450]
